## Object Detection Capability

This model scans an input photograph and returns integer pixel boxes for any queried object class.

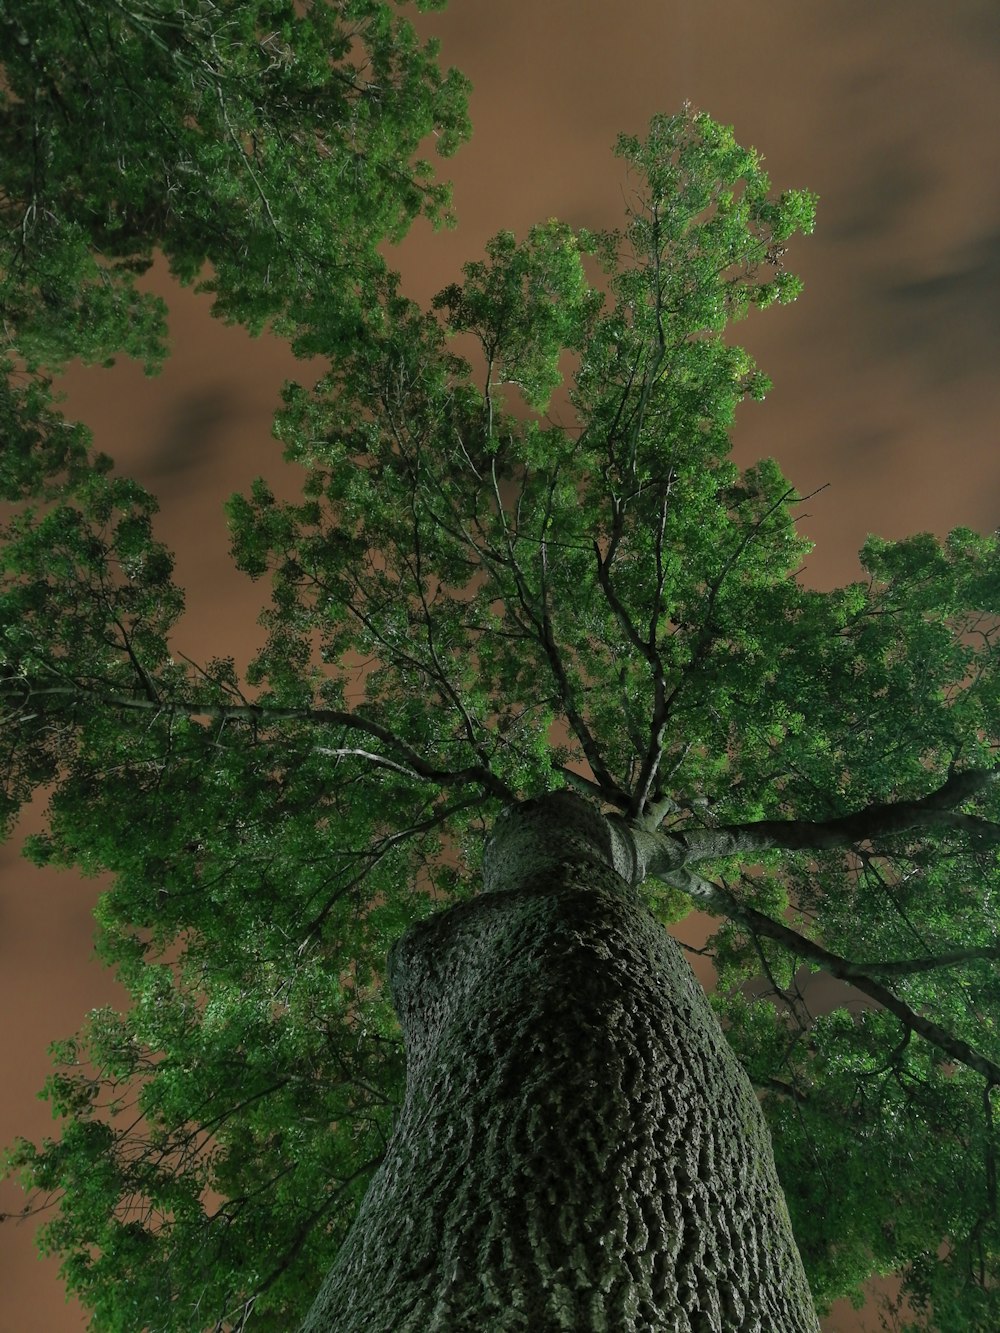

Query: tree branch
[674,765,1000,861]
[856,944,1000,978]
[655,862,1000,1087]
[591,488,671,820]
[3,679,515,802]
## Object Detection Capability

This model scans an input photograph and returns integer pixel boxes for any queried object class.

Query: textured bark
[301,792,818,1331]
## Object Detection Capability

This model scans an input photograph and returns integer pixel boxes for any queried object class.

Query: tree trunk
[300,791,819,1332]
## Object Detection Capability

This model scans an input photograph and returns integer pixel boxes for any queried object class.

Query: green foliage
[713,979,1000,1318]
[1,27,998,1329]
[0,362,98,501]
[711,823,1000,1319]
[0,0,470,371]
[4,693,467,1326]
[432,220,603,409]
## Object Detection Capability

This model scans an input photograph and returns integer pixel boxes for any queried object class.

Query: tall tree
[3,10,1000,1331]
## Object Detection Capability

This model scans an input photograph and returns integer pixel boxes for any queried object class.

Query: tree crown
[2,10,999,1329]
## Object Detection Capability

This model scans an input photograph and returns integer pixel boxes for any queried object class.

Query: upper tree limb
[630,763,1000,864]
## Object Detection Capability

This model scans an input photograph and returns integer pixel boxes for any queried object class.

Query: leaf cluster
[0,0,470,370]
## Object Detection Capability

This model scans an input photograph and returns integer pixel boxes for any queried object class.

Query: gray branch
[648,765,1000,862]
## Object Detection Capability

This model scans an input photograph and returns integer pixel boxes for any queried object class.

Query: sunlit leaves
[432,221,603,409]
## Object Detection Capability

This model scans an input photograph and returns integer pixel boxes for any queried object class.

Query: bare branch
[313,747,424,782]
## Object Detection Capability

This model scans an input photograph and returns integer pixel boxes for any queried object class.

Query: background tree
[3,7,1000,1330]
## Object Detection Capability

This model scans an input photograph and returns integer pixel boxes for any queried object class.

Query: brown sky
[2,2,999,1328]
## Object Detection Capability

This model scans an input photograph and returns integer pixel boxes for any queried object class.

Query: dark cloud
[885,226,1000,385]
[828,424,902,471]
[144,385,236,482]
[948,2,1000,50]
[823,146,933,246]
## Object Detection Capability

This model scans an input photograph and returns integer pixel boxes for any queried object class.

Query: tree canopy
[3,4,1000,1330]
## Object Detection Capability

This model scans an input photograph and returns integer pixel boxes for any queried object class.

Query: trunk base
[301,793,818,1332]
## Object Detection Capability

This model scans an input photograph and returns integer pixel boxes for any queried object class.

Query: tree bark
[300,791,818,1331]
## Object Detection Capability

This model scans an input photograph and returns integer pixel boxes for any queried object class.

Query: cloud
[884,227,1000,387]
[144,386,236,483]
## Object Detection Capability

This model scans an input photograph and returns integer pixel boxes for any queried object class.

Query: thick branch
[532,485,630,810]
[674,765,1000,861]
[657,864,1000,1087]
[4,681,515,802]
[592,507,671,820]
[857,945,1000,978]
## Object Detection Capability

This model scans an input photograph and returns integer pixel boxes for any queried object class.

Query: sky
[2,2,1000,1328]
